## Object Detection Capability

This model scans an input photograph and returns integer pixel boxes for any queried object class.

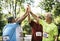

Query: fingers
[27,5,31,13]
[25,7,28,13]
[25,5,31,15]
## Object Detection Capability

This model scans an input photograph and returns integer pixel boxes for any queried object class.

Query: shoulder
[4,24,10,27]
[7,23,20,27]
[52,23,57,27]
[12,23,21,26]
[29,20,35,24]
[39,19,46,25]
[51,23,57,30]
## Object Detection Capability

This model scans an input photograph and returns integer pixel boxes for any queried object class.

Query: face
[45,15,52,23]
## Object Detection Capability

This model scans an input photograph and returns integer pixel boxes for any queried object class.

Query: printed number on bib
[36,32,42,36]
[3,36,10,41]
[43,32,48,38]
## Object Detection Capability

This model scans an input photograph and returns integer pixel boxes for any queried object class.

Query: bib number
[3,36,10,41]
[43,32,48,38]
[36,32,42,36]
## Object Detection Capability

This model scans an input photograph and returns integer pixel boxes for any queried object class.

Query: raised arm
[30,11,39,23]
[55,36,58,41]
[27,5,31,23]
[28,12,31,23]
[16,7,29,23]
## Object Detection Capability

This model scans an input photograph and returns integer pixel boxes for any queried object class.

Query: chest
[32,24,43,32]
[43,24,54,33]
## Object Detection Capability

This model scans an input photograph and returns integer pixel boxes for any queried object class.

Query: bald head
[45,12,52,17]
[45,12,53,24]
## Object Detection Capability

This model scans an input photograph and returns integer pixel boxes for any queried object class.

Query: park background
[0,0,60,41]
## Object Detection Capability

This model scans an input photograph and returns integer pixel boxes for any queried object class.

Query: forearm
[30,11,37,18]
[16,12,28,23]
[28,13,31,23]
[15,17,20,22]
[30,11,39,22]
[55,36,58,41]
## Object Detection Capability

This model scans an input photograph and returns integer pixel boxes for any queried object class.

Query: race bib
[43,32,48,38]
[36,32,42,36]
[3,36,10,41]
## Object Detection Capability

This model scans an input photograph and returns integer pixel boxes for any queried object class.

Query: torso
[30,21,43,41]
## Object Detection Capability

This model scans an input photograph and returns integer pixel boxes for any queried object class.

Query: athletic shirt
[29,20,43,41]
[3,23,23,41]
[39,19,58,41]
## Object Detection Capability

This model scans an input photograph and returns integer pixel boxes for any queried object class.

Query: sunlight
[2,9,8,14]
[33,0,41,7]
[24,0,46,15]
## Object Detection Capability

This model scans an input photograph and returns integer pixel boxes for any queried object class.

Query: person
[27,5,43,41]
[27,6,58,41]
[2,7,29,41]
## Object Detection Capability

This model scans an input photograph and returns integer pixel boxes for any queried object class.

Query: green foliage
[52,2,60,17]
[54,16,60,24]
[39,0,54,12]
[0,18,6,36]
[39,0,60,24]
[22,20,31,35]
[0,6,7,36]
[52,2,60,24]
[0,21,6,30]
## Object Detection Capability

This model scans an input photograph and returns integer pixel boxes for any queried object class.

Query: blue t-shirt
[3,23,21,41]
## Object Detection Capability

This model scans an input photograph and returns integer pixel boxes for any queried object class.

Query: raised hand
[26,5,31,23]
[27,5,31,13]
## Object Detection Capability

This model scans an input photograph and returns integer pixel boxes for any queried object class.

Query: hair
[7,17,14,23]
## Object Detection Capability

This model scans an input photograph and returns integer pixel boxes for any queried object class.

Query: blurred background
[0,0,60,41]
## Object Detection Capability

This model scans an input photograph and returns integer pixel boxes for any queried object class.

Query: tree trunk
[15,0,17,18]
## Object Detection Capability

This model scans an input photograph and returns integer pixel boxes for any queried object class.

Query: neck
[46,20,52,24]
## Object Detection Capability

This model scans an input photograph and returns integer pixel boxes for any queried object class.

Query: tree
[52,2,60,17]
[0,7,6,36]
[39,0,55,12]
[39,0,60,24]
[22,20,31,35]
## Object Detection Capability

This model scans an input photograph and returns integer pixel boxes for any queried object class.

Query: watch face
[3,36,10,41]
